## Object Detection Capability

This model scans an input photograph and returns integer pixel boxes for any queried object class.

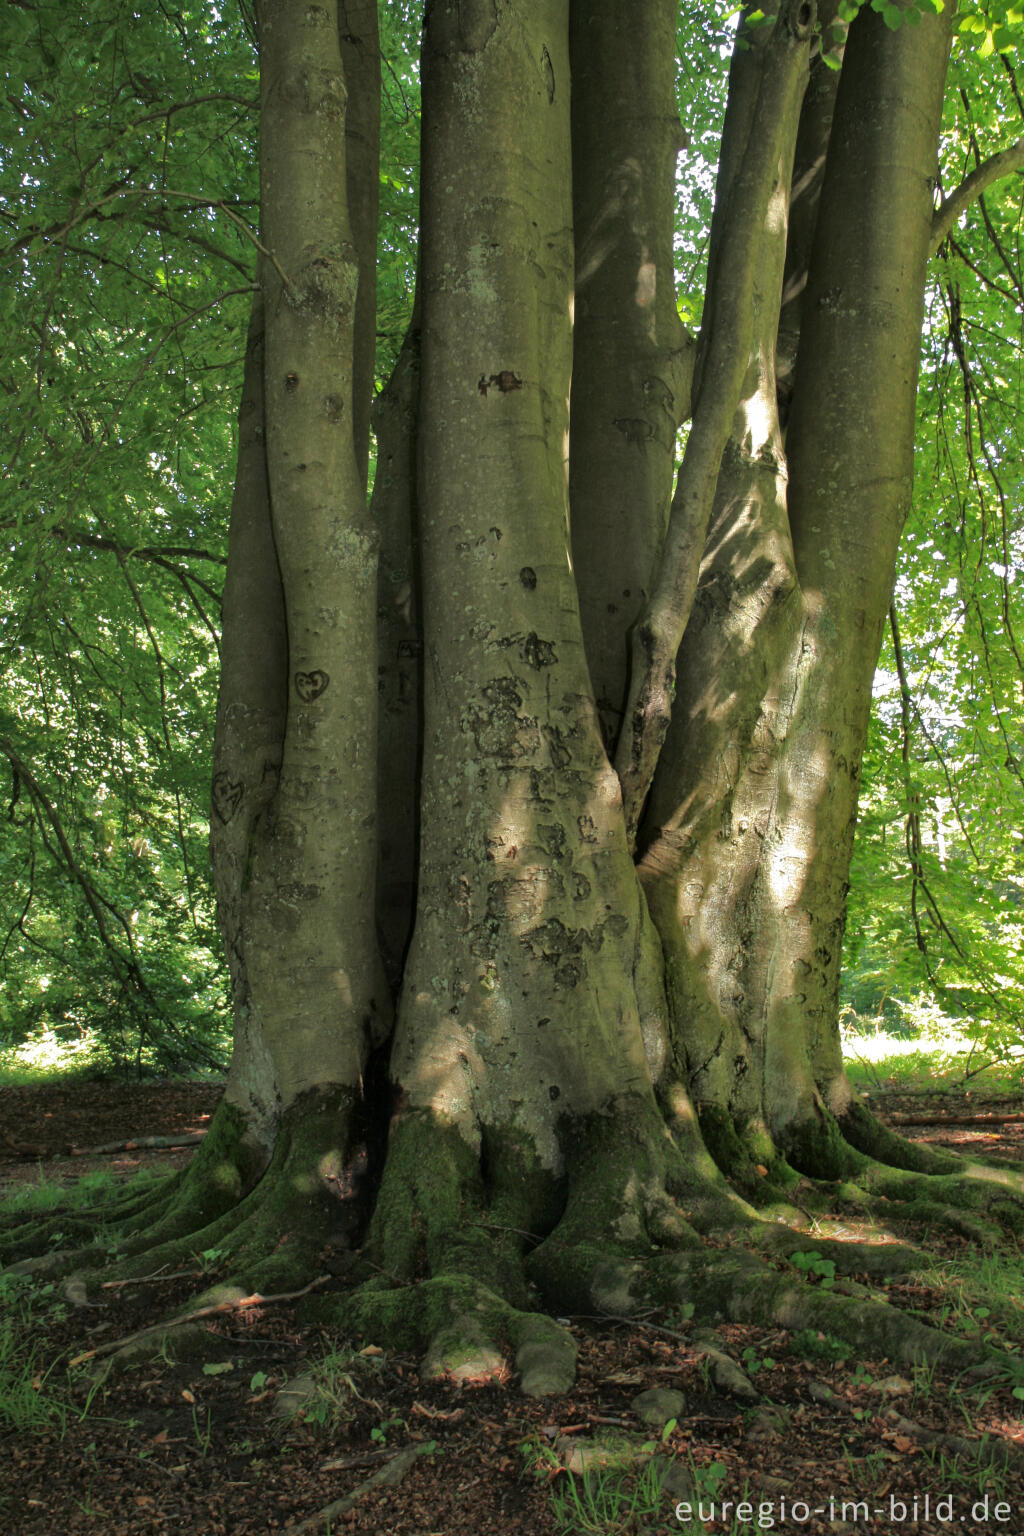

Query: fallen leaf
[411,1399,463,1421]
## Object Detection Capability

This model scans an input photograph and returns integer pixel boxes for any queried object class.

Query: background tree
[0,0,257,1068]
[3,0,1024,1388]
[844,38,1024,1060]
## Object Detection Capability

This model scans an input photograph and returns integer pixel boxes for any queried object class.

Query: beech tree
[6,0,1024,1388]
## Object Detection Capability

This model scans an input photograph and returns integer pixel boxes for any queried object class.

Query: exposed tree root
[68,1273,330,1367]
[4,1089,1024,1398]
[0,1176,176,1265]
[0,1098,262,1277]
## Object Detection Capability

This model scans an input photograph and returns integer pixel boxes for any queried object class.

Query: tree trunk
[640,0,955,1177]
[199,0,385,1266]
[568,0,695,749]
[371,0,673,1313]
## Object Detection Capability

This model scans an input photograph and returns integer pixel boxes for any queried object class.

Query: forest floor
[2,1077,1024,1535]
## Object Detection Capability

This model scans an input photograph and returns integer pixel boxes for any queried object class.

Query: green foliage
[0,3,427,1073]
[844,37,1024,1069]
[0,1,258,1069]
[548,1455,675,1536]
[790,1251,837,1289]
[788,1328,849,1362]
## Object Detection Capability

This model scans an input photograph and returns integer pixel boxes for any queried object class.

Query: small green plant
[926,1438,1010,1501]
[740,1344,775,1376]
[789,1329,848,1363]
[689,1456,728,1502]
[191,1403,213,1457]
[370,1413,406,1446]
[691,1352,713,1393]
[549,1454,673,1535]
[291,1345,386,1431]
[660,1302,695,1331]
[192,1246,228,1274]
[790,1250,836,1289]
[840,1443,888,1492]
[0,1277,68,1437]
[519,1431,561,1479]
[640,1418,678,1457]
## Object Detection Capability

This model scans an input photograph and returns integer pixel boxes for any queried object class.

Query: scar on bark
[478,371,523,395]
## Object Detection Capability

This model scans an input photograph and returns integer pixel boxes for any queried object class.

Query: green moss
[780,1105,863,1182]
[481,1121,563,1235]
[366,1110,484,1281]
[839,1098,959,1176]
[313,1272,515,1355]
[166,1099,261,1220]
[696,1103,747,1178]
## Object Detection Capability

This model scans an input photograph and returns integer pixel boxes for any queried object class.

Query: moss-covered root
[695,1104,806,1211]
[526,1100,709,1316]
[837,1098,961,1176]
[649,1246,1004,1372]
[7,1087,362,1297]
[0,1177,176,1269]
[360,1109,563,1308]
[304,1273,578,1397]
[755,1098,1024,1241]
[0,1098,265,1279]
[109,1097,271,1258]
[100,1085,366,1293]
[856,1161,1024,1239]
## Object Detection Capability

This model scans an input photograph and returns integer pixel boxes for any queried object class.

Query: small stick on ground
[68,1273,330,1365]
[100,1267,202,1288]
[887,1113,1024,1128]
[281,1440,437,1536]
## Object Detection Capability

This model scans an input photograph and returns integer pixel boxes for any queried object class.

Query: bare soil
[2,1078,1024,1535]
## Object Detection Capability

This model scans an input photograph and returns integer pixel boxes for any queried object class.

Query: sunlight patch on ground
[0,1027,109,1084]
[842,1021,1024,1068]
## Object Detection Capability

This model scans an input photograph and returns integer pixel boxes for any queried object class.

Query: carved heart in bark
[212,772,244,824]
[295,669,330,702]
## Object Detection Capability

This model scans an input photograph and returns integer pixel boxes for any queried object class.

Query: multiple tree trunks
[203,0,967,1281]
[13,0,1024,1382]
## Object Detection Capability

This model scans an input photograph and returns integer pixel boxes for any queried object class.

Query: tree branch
[930,135,1024,257]
[0,735,157,1010]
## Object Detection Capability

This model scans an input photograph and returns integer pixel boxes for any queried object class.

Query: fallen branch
[100,1267,202,1289]
[71,1133,207,1155]
[0,1131,206,1161]
[282,1441,437,1536]
[887,1112,1024,1128]
[68,1273,330,1366]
